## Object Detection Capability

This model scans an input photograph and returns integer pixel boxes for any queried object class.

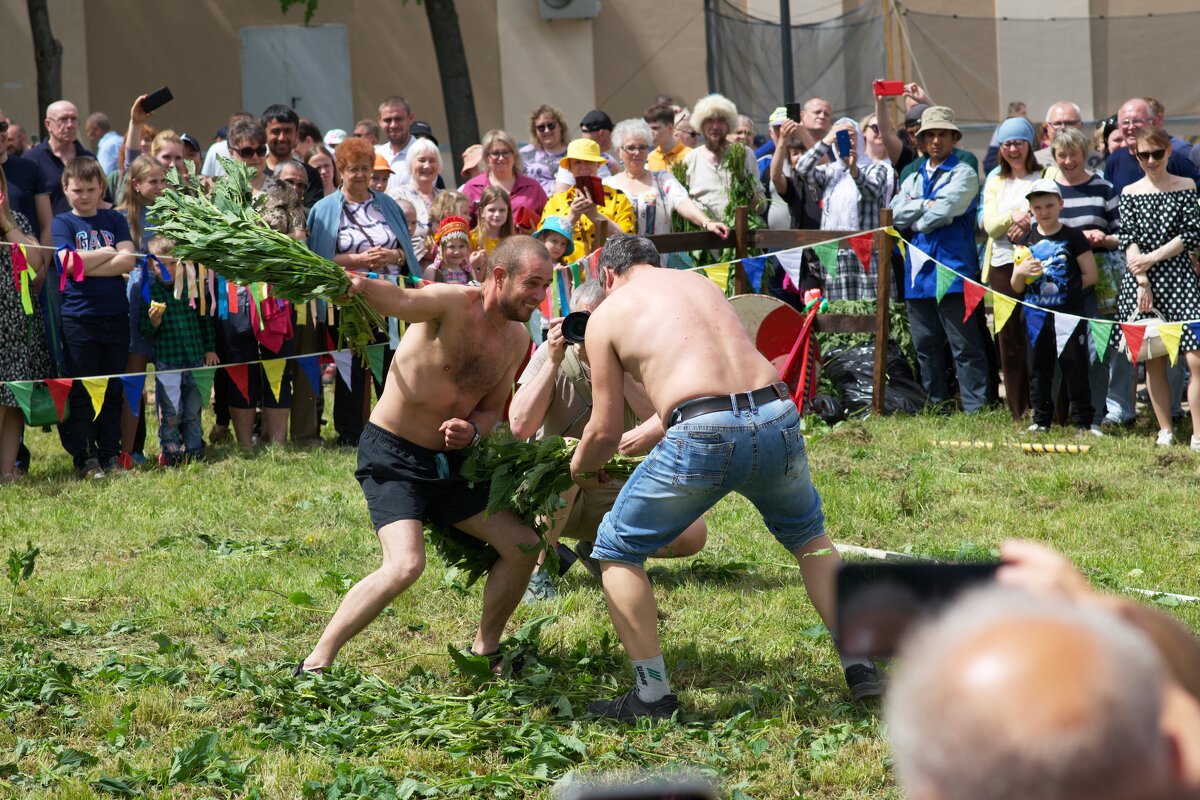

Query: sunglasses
[1136,148,1167,162]
[867,123,879,134]
[235,145,268,158]
[535,122,558,132]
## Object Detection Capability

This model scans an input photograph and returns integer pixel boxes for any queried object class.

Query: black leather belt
[666,382,790,429]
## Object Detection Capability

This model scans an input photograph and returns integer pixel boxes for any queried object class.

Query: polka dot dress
[1117,188,1200,352]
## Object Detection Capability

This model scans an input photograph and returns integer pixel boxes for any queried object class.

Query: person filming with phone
[538,139,634,263]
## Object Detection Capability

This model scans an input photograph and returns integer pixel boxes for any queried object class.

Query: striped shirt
[1057,174,1119,234]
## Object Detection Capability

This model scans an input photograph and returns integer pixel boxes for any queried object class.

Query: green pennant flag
[7,381,34,421]
[935,263,956,302]
[1088,318,1114,363]
[190,367,217,406]
[570,261,585,287]
[813,241,839,278]
[367,343,386,385]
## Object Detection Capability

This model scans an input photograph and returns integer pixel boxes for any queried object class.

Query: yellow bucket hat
[559,138,607,169]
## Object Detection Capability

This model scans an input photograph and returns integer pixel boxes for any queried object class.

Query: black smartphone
[141,86,174,114]
[836,561,1001,657]
[785,102,802,123]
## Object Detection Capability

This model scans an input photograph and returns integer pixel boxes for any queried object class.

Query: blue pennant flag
[119,374,146,418]
[1024,305,1047,345]
[294,355,322,395]
[741,256,770,294]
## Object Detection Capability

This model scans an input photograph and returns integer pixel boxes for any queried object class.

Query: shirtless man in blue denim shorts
[570,234,882,721]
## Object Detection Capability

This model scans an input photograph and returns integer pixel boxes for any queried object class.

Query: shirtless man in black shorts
[297,236,554,672]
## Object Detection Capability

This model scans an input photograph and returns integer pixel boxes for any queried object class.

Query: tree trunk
[26,0,63,141]
[423,0,479,179]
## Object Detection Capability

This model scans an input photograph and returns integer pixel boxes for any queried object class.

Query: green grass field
[3,404,1199,799]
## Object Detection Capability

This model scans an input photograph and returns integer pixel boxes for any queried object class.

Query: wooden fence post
[871,208,894,416]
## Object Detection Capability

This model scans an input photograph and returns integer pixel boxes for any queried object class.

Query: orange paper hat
[435,215,470,245]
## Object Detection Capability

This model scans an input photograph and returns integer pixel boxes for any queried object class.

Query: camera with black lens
[561,310,591,344]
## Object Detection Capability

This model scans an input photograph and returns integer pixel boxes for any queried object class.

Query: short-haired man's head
[148,236,177,258]
[572,280,606,312]
[643,103,676,127]
[886,586,1170,800]
[260,104,299,130]
[598,234,661,276]
[62,156,104,187]
[491,234,551,280]
[378,96,411,117]
[228,119,266,148]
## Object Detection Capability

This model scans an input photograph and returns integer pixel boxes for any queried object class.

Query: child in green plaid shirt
[139,238,219,465]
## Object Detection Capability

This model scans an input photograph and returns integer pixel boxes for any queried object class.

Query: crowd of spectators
[3,79,1200,481]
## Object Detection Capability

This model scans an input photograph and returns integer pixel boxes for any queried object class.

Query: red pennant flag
[225,364,251,403]
[227,281,239,314]
[45,378,73,421]
[324,327,336,353]
[587,248,601,279]
[848,234,873,272]
[963,281,987,323]
[1121,323,1146,364]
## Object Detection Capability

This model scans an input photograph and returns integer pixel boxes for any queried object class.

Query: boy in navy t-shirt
[1011,178,1099,436]
[50,158,138,479]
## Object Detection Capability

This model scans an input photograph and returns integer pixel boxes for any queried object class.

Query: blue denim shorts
[592,396,824,566]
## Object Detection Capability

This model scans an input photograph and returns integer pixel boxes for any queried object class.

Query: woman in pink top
[460,129,547,233]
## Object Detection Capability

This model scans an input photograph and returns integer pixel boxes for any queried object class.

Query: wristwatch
[469,421,481,447]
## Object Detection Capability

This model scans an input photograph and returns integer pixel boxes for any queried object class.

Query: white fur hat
[691,93,738,130]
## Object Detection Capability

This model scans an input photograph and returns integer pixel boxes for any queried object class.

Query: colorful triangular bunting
[225,363,251,404]
[934,263,956,302]
[1087,319,1113,363]
[156,371,183,415]
[331,350,353,390]
[1024,306,1048,345]
[367,344,386,386]
[1121,323,1146,365]
[848,234,873,272]
[81,378,108,420]
[120,374,145,418]
[906,242,932,287]
[1054,313,1079,356]
[813,242,838,278]
[45,379,73,421]
[741,256,770,294]
[963,281,986,322]
[191,367,216,406]
[1159,322,1182,366]
[6,381,34,421]
[294,355,322,396]
[992,294,1018,335]
[774,249,805,288]
[262,359,288,402]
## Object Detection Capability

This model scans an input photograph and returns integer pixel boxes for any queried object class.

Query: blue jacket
[306,189,418,273]
[890,153,980,300]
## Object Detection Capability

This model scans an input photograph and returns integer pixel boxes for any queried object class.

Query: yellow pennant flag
[992,293,1017,335]
[262,359,288,402]
[885,227,900,238]
[81,377,109,419]
[1159,322,1183,366]
[702,262,731,291]
[296,300,308,325]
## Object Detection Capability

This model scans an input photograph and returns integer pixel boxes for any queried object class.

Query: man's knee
[377,553,426,594]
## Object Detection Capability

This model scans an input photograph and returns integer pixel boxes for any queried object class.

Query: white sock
[632,655,671,702]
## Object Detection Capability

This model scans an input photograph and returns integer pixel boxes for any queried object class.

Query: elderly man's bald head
[886,587,1174,800]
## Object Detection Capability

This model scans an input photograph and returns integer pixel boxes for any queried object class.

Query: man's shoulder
[2,154,39,179]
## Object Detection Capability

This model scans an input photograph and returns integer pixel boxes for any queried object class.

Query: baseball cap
[904,104,931,127]
[1025,177,1062,199]
[179,133,201,152]
[324,128,348,148]
[768,107,788,127]
[580,110,614,132]
[410,120,439,147]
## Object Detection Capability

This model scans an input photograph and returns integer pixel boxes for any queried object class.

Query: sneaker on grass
[845,662,885,702]
[80,458,105,481]
[587,688,678,723]
[522,569,558,603]
[1027,423,1050,434]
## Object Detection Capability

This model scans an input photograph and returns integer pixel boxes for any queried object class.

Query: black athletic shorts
[355,422,490,531]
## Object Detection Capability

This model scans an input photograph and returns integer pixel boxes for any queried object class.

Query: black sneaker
[844,662,885,702]
[587,688,678,723]
[573,541,603,582]
[80,458,105,481]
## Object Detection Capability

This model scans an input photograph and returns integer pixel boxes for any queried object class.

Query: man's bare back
[368,284,529,451]
[586,267,779,421]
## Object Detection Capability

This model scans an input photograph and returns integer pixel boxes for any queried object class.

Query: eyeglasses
[1136,148,1167,162]
[1000,140,1029,150]
[535,122,558,133]
[622,144,650,153]
[487,150,513,160]
[1120,117,1153,128]
[235,145,268,158]
[1047,119,1082,129]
